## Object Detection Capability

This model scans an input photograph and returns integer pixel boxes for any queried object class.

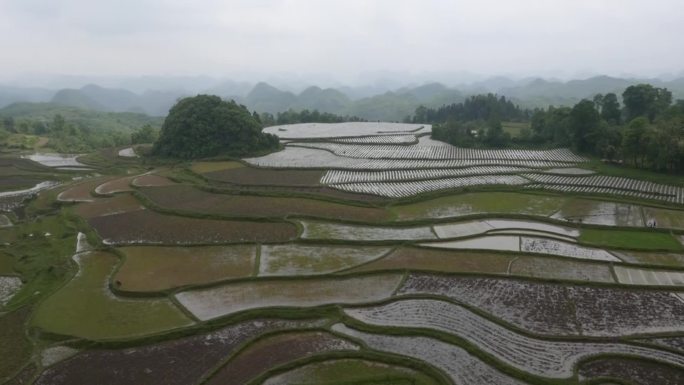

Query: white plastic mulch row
[263,122,430,139]
[325,135,418,145]
[244,146,576,170]
[524,184,684,205]
[524,174,684,202]
[290,142,587,162]
[332,323,526,385]
[331,175,529,198]
[343,299,684,379]
[118,147,138,158]
[321,166,534,184]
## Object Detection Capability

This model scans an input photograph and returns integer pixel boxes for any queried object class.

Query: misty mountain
[2,75,684,122]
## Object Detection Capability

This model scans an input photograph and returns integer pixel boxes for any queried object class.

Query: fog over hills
[2,75,683,121]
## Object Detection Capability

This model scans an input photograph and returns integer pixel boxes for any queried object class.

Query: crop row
[245,146,577,170]
[331,175,529,198]
[321,166,532,184]
[290,142,586,162]
[524,174,684,200]
[345,299,684,378]
[325,134,418,145]
[398,274,684,337]
[263,122,429,139]
[332,323,525,385]
[525,184,684,204]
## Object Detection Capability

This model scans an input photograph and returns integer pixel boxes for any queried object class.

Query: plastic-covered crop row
[331,175,529,198]
[290,143,587,162]
[523,174,684,204]
[325,135,418,145]
[321,166,532,184]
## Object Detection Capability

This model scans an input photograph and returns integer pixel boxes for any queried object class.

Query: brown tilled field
[139,185,391,221]
[88,209,298,244]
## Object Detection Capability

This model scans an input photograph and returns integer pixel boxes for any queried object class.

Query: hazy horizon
[1,0,683,89]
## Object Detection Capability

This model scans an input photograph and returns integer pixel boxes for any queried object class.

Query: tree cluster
[258,109,365,127]
[152,95,279,159]
[529,84,683,172]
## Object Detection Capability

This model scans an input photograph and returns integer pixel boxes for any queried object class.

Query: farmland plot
[397,274,684,337]
[263,122,429,139]
[204,331,360,385]
[392,192,566,220]
[613,266,684,286]
[24,153,87,168]
[57,177,113,202]
[509,257,615,283]
[259,245,391,276]
[344,299,684,378]
[331,175,529,198]
[0,181,59,211]
[641,336,684,353]
[41,346,79,367]
[325,134,418,145]
[578,357,684,385]
[642,206,684,230]
[347,247,513,275]
[245,146,577,170]
[0,276,22,306]
[175,273,403,321]
[202,167,324,186]
[73,193,144,219]
[293,142,586,162]
[0,214,11,228]
[421,236,619,262]
[433,218,579,239]
[301,221,435,241]
[543,167,595,175]
[321,166,533,184]
[117,147,137,157]
[261,358,441,385]
[94,176,136,194]
[139,185,391,222]
[88,209,297,245]
[550,199,645,227]
[131,174,175,187]
[613,251,684,267]
[523,173,684,204]
[115,245,256,292]
[331,323,526,385]
[31,251,194,340]
[0,308,32,381]
[34,318,327,385]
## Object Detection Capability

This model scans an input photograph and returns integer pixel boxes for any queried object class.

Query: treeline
[410,94,528,124]
[414,85,684,173]
[413,94,531,148]
[530,84,684,172]
[0,114,131,152]
[258,109,365,127]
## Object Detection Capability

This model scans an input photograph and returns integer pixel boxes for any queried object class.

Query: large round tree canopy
[153,95,278,159]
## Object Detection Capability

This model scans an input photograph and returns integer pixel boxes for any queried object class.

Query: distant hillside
[0,102,163,132]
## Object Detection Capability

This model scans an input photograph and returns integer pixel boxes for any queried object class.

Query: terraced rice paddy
[175,273,403,321]
[114,245,256,291]
[139,184,391,221]
[259,245,391,275]
[344,299,684,378]
[88,209,297,244]
[31,251,194,340]
[5,122,684,384]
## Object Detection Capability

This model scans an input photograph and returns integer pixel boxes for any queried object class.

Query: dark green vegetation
[420,84,684,174]
[152,95,279,159]
[0,103,162,152]
[579,228,684,251]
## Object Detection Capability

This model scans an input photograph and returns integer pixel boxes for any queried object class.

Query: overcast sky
[1,0,683,84]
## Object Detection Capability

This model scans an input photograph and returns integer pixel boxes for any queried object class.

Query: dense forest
[152,95,278,159]
[258,109,365,126]
[419,84,684,173]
